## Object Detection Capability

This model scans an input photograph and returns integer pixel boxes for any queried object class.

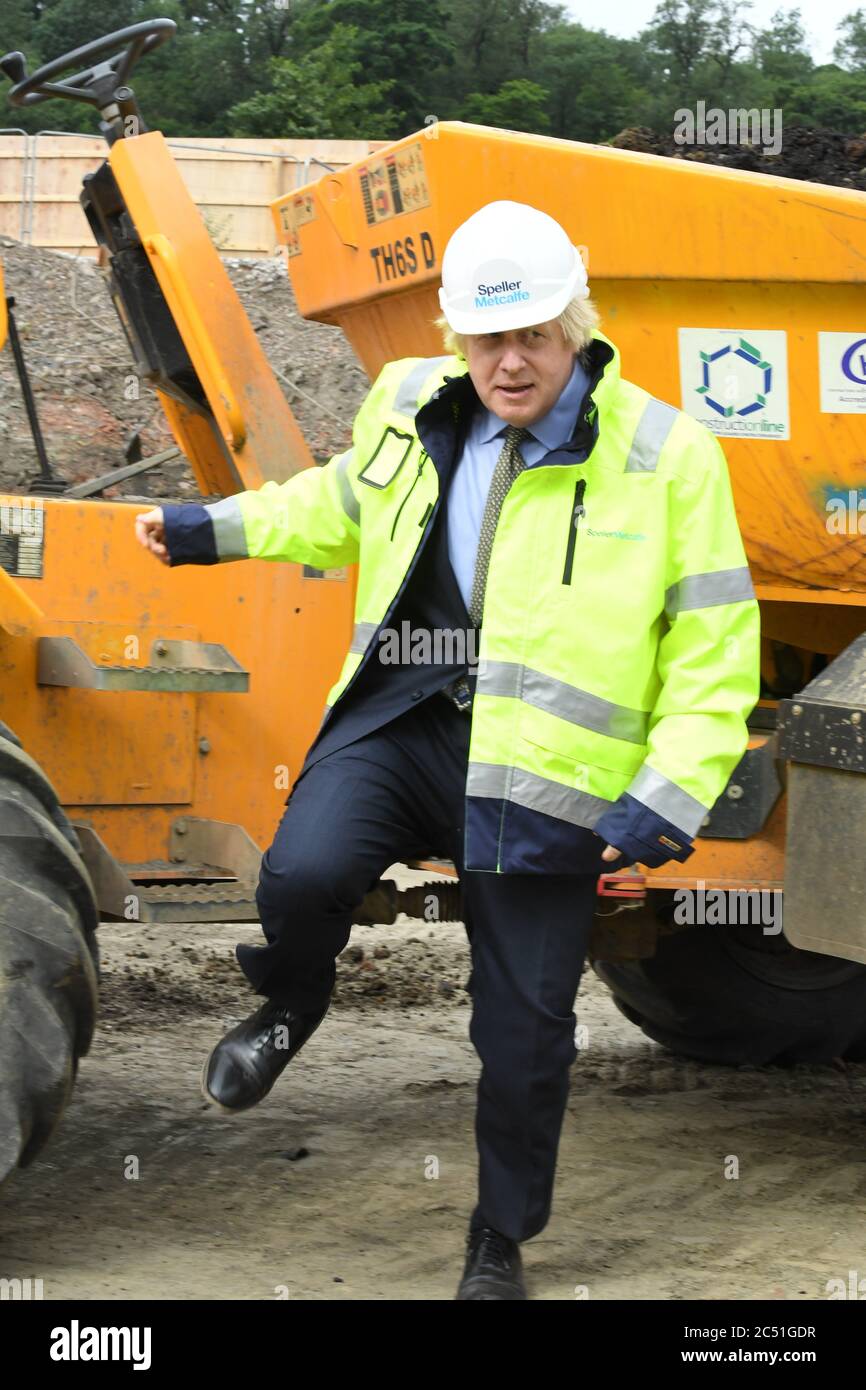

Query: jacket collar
[416,329,619,473]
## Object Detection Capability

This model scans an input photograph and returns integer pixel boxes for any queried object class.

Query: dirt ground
[5,128,866,1305]
[2,866,865,1302]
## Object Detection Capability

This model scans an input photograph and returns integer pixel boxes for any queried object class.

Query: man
[135,200,761,1300]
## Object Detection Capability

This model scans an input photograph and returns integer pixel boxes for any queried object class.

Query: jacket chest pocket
[357,426,415,489]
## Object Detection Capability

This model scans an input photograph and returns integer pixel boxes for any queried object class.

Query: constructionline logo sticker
[678,328,789,440]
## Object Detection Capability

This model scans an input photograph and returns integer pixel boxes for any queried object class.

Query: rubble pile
[0,235,368,498]
[609,123,866,189]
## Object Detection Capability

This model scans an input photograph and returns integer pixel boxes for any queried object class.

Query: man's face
[462,320,576,426]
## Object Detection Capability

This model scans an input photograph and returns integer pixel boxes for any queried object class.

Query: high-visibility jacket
[161,328,761,875]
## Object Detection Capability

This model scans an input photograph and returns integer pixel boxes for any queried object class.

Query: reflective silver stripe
[628,764,709,837]
[624,397,679,473]
[393,356,451,416]
[349,620,378,654]
[206,496,248,559]
[665,566,755,619]
[334,450,360,526]
[477,659,649,745]
[467,761,612,829]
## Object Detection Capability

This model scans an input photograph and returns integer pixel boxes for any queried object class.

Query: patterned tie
[468,425,530,629]
[440,424,530,713]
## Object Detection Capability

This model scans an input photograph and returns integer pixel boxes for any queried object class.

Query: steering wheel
[2,19,176,108]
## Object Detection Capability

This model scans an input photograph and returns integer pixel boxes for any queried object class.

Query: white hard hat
[438,200,589,335]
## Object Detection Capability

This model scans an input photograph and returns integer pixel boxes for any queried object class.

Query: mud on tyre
[0,721,98,1181]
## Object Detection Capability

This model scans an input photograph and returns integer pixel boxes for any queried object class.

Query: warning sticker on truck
[0,496,44,578]
[678,328,790,441]
[279,191,317,258]
[358,141,431,227]
[818,332,866,413]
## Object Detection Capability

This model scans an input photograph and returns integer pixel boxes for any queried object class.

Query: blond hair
[434,294,601,368]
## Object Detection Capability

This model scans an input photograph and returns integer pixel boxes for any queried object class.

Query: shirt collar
[473,354,591,451]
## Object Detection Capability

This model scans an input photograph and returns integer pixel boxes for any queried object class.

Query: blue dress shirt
[447,355,591,611]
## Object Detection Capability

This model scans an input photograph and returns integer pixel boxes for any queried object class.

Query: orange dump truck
[275,120,866,1065]
[1,21,865,1180]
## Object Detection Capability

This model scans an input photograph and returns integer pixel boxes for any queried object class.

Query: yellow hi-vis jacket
[161,328,761,875]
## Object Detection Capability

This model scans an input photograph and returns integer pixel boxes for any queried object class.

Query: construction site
[1,6,866,1329]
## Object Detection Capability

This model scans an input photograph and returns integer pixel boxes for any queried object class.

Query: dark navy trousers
[236,691,600,1243]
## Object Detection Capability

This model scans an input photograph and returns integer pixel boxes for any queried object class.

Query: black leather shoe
[455,1226,527,1300]
[201,997,329,1112]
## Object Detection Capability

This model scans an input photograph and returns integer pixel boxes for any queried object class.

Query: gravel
[0,235,368,498]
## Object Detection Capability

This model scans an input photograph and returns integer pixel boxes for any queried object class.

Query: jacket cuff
[593,791,695,868]
[161,502,218,566]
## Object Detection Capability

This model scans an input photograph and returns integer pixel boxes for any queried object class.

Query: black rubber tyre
[0,721,99,1180]
[593,897,866,1066]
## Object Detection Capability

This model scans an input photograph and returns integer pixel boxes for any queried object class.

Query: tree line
[2,0,866,142]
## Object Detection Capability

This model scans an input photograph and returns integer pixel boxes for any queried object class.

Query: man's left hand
[593,794,696,868]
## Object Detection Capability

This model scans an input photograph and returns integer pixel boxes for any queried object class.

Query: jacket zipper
[390,450,429,541]
[562,477,587,584]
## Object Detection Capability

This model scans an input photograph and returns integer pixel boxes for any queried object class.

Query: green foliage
[753,6,813,84]
[34,0,140,58]
[292,0,455,130]
[462,79,552,134]
[134,10,254,137]
[534,25,652,143]
[228,24,399,138]
[645,0,723,88]
[835,8,866,70]
[785,65,866,127]
[445,0,564,101]
[1,0,866,142]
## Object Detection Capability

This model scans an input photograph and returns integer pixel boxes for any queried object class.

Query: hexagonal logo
[678,329,789,440]
[696,337,772,418]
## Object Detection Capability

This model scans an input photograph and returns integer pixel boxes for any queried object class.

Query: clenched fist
[135,507,169,565]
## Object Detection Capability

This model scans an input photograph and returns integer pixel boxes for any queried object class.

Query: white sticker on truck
[818,332,866,413]
[678,328,789,441]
